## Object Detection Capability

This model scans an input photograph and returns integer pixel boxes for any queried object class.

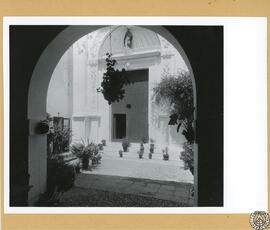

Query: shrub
[71,140,99,170]
[41,156,75,206]
[153,72,194,142]
[180,142,194,175]
[48,128,72,154]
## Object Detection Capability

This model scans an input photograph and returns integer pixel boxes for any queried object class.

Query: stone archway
[27,25,197,205]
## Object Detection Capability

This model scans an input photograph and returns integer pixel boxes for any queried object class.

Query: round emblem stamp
[249,211,269,230]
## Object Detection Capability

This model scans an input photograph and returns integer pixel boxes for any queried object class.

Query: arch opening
[28,25,198,206]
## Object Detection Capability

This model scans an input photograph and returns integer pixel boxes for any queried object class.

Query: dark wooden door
[111,69,148,142]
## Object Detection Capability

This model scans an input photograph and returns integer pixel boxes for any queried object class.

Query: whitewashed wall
[47,27,189,148]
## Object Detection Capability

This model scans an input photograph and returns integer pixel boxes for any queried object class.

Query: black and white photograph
[7,19,225,209]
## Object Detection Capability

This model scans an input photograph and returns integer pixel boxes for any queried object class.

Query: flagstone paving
[66,173,194,206]
[61,142,194,206]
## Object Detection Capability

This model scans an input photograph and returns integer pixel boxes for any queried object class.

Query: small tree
[153,72,195,175]
[153,72,194,142]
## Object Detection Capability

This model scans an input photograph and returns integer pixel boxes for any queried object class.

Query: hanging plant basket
[35,121,49,134]
[97,53,130,105]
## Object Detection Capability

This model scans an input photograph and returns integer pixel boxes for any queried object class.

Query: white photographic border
[3,16,268,214]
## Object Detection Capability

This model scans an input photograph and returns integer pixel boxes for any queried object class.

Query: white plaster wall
[47,28,190,147]
[72,118,85,143]
[97,69,110,142]
[47,50,72,118]
[28,134,47,204]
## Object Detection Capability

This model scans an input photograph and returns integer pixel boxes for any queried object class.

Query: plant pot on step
[98,143,103,150]
[148,153,152,159]
[150,143,154,153]
[138,150,143,159]
[122,138,130,152]
[119,150,123,158]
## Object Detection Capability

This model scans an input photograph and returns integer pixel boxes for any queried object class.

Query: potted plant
[101,139,106,146]
[179,142,194,175]
[92,144,102,165]
[71,139,94,170]
[98,143,103,151]
[122,138,130,152]
[163,147,169,161]
[119,150,123,158]
[141,137,147,144]
[148,152,152,159]
[138,150,143,159]
[149,138,155,153]
[138,142,144,159]
[140,142,144,152]
[35,120,50,134]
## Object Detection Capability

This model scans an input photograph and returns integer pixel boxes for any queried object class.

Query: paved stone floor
[61,142,194,207]
[71,173,194,206]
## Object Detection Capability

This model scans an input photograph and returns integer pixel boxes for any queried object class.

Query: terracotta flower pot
[119,150,123,158]
[150,144,154,153]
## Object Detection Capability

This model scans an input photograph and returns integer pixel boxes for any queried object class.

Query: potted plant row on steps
[163,147,169,161]
[122,138,130,152]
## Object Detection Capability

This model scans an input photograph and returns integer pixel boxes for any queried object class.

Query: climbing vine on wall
[96,53,130,105]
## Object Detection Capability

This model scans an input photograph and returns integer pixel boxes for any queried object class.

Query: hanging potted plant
[96,53,130,105]
[35,120,49,134]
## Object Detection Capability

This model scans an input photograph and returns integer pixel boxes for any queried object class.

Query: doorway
[111,69,149,142]
[113,114,126,139]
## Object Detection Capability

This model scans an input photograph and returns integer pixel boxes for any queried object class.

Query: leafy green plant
[39,155,76,206]
[153,72,194,173]
[180,142,194,175]
[163,147,169,161]
[141,137,147,144]
[101,139,106,146]
[150,138,155,153]
[138,150,143,159]
[119,150,123,157]
[48,128,72,154]
[138,142,144,159]
[97,53,130,104]
[153,72,194,142]
[122,138,130,152]
[71,139,99,170]
[98,143,103,150]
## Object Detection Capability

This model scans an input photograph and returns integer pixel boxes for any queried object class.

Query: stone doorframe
[27,25,197,205]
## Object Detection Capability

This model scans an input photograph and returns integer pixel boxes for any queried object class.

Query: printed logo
[249,211,269,230]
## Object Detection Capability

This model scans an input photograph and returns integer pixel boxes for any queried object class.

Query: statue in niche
[123,28,133,49]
